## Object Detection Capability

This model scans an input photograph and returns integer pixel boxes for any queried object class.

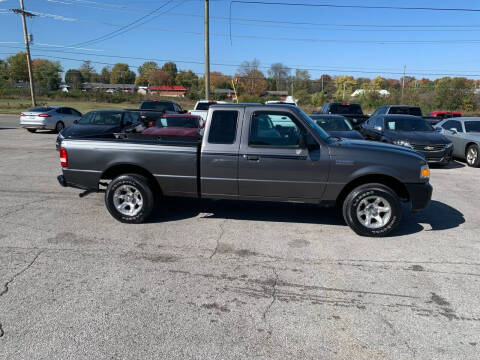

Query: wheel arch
[465,142,479,156]
[336,174,409,208]
[101,163,162,195]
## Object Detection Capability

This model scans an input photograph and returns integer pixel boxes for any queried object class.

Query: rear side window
[208,111,238,144]
[442,120,463,132]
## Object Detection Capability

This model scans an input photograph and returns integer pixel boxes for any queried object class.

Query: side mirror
[449,128,458,134]
[434,126,442,132]
[73,119,79,124]
[299,133,319,150]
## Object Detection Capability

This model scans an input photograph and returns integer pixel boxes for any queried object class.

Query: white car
[20,106,82,133]
[189,100,228,124]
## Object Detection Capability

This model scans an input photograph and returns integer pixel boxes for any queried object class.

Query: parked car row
[21,100,479,168]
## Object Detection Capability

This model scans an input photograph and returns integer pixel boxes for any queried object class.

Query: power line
[70,0,177,47]
[230,1,480,12]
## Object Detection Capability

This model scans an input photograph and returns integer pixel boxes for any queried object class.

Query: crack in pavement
[262,268,279,321]
[209,220,226,259]
[0,249,45,338]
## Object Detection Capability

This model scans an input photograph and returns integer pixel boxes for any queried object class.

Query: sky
[2,0,480,80]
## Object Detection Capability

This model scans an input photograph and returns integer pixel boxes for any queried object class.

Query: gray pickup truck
[57,104,432,237]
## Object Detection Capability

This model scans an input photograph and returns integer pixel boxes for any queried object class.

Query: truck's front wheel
[343,183,402,237]
[105,174,154,223]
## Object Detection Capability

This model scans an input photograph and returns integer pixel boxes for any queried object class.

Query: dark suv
[139,100,184,113]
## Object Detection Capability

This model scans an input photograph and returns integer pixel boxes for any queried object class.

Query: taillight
[39,113,51,117]
[20,113,25,116]
[59,147,68,168]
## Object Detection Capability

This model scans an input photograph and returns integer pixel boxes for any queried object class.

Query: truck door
[200,109,243,199]
[238,109,329,203]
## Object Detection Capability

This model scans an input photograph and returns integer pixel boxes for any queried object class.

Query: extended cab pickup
[58,104,432,237]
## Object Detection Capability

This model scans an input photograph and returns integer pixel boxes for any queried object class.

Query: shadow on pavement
[149,198,465,237]
[430,161,465,169]
[394,200,465,236]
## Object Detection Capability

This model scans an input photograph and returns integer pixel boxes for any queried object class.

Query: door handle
[246,155,259,161]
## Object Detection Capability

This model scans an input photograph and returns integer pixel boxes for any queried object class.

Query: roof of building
[149,85,187,91]
[212,88,234,94]
[82,83,137,89]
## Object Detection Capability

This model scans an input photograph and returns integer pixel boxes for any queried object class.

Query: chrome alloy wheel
[467,147,478,165]
[356,196,392,229]
[113,185,143,216]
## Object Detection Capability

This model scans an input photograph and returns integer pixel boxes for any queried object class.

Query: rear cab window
[208,111,239,144]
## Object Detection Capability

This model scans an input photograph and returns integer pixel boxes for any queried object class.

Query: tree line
[1,51,480,112]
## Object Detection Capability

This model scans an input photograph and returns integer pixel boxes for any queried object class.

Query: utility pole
[12,0,36,107]
[204,0,210,100]
[401,65,406,103]
[321,75,324,93]
[342,82,346,101]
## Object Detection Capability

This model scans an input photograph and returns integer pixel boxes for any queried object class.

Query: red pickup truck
[142,114,202,137]
[427,111,462,120]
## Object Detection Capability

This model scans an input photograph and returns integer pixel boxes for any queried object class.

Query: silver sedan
[20,106,82,133]
[435,117,480,167]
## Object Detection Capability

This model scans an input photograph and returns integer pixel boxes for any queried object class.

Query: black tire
[105,174,155,223]
[466,144,480,167]
[342,183,402,237]
[27,128,36,133]
[54,121,65,134]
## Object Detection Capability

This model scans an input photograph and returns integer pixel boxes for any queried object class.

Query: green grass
[0,98,140,115]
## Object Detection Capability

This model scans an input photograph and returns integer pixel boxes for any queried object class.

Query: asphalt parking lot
[1,117,479,359]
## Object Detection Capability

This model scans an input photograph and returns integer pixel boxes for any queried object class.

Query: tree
[7,52,29,82]
[136,61,158,85]
[32,59,62,90]
[0,59,8,81]
[368,76,388,90]
[99,66,111,84]
[65,69,83,89]
[161,62,178,79]
[237,59,267,96]
[311,91,328,107]
[268,63,290,91]
[79,61,96,82]
[210,71,231,88]
[110,63,136,84]
[175,70,198,89]
[149,70,174,86]
[293,69,311,93]
[334,76,357,101]
[434,77,474,110]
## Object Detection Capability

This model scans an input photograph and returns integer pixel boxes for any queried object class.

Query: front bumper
[405,182,433,211]
[417,147,453,164]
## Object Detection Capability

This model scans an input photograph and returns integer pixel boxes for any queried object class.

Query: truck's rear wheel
[105,174,154,223]
[342,183,401,237]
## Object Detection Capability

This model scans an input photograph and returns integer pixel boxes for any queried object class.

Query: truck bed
[61,133,201,197]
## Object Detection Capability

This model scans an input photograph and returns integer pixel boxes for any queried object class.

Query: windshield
[156,117,199,128]
[330,104,363,115]
[196,102,215,111]
[389,107,423,116]
[465,121,480,133]
[385,117,433,132]
[296,108,331,141]
[79,111,123,125]
[312,117,352,131]
[140,101,173,112]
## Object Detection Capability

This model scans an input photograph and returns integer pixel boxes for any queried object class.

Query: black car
[310,114,364,140]
[56,110,141,150]
[361,114,453,164]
